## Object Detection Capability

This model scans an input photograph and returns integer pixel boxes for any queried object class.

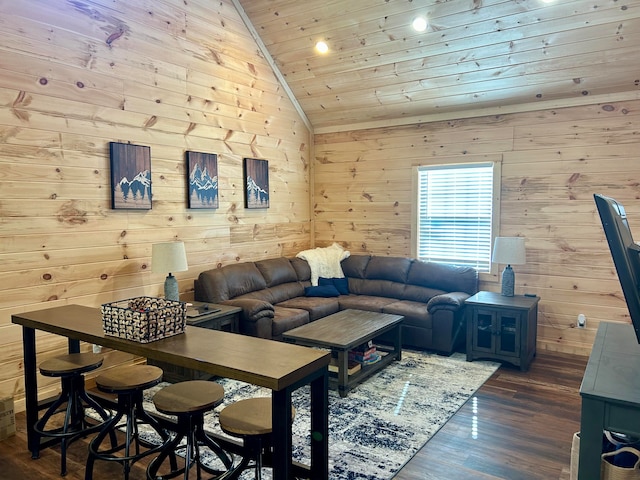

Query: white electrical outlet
[577,314,586,328]
[92,344,102,353]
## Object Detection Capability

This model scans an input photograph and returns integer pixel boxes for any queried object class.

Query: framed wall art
[109,142,152,210]
[186,151,218,209]
[243,158,269,209]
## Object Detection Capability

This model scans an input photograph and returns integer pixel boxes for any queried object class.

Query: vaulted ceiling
[234,0,640,133]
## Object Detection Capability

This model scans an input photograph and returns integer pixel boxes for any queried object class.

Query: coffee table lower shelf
[329,348,397,396]
[283,309,404,398]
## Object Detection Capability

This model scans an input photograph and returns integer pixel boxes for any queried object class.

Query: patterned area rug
[137,351,499,480]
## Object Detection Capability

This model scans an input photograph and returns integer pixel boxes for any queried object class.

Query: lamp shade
[492,237,526,266]
[151,242,188,274]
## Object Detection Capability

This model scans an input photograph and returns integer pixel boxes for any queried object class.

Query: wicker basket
[101,296,187,343]
[601,447,640,480]
[570,432,580,480]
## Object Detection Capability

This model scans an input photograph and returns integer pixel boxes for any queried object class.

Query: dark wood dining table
[12,304,330,480]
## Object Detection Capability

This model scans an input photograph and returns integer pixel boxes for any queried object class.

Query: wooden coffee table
[283,309,403,397]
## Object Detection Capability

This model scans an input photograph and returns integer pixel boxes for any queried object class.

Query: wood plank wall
[0,0,311,411]
[314,100,640,357]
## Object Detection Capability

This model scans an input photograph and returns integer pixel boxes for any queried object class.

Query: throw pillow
[318,277,350,295]
[304,285,340,297]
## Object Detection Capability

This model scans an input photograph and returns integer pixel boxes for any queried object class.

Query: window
[413,162,497,272]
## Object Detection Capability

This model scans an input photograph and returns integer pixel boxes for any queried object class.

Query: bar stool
[33,352,111,476]
[85,364,172,480]
[147,380,237,480]
[218,397,295,480]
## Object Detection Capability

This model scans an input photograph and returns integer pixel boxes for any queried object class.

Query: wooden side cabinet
[465,291,539,371]
[148,302,241,383]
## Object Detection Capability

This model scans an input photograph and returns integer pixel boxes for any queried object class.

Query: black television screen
[594,194,640,343]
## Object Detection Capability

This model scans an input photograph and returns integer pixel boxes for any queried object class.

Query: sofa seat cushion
[271,306,309,339]
[382,300,433,329]
[338,295,396,312]
[277,297,340,321]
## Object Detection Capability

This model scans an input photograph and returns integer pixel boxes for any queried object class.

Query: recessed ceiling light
[315,41,329,54]
[412,16,428,32]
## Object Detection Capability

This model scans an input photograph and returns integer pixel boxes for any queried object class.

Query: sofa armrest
[426,291,470,313]
[220,299,275,322]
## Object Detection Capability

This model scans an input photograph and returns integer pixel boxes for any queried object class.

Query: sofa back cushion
[223,263,267,298]
[290,257,312,282]
[364,256,412,283]
[407,260,478,295]
[255,257,298,287]
[348,278,407,298]
[196,268,228,302]
[340,255,371,278]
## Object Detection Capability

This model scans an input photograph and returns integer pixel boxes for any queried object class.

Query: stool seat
[86,364,171,480]
[34,352,110,476]
[153,380,224,415]
[96,364,164,393]
[146,380,236,480]
[218,398,295,480]
[219,398,275,437]
[39,352,104,376]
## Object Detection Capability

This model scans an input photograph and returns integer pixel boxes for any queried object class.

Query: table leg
[394,324,402,361]
[68,337,80,354]
[337,349,348,397]
[22,326,39,458]
[310,369,329,480]
[578,397,605,480]
[272,388,293,480]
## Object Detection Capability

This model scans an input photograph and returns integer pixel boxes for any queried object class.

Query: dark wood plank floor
[0,351,587,479]
[394,351,587,480]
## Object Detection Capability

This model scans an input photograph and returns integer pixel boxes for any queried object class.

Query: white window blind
[416,163,494,271]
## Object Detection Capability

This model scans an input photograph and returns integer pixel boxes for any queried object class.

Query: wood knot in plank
[106,28,125,46]
[57,201,88,225]
[144,116,158,128]
[11,91,31,122]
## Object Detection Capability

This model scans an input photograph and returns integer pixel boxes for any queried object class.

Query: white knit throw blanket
[296,243,350,285]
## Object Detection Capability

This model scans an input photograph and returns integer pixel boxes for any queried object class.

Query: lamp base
[164,273,179,301]
[501,265,515,297]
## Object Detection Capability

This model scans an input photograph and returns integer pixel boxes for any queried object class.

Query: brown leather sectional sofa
[194,254,478,355]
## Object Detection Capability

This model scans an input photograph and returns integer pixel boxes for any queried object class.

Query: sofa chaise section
[194,254,478,354]
[339,255,478,353]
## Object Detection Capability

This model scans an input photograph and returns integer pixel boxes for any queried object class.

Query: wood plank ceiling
[234,0,640,133]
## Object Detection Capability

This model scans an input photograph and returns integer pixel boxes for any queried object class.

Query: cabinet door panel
[472,310,495,353]
[496,312,520,357]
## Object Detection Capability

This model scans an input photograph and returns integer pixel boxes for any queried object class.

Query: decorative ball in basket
[101,296,187,343]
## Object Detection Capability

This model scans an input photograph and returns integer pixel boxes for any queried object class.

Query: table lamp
[152,241,188,301]
[492,237,526,297]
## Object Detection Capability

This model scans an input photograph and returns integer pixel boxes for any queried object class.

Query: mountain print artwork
[187,151,218,209]
[110,142,152,210]
[244,158,269,209]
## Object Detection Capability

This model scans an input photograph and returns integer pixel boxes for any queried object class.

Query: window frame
[411,155,502,276]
